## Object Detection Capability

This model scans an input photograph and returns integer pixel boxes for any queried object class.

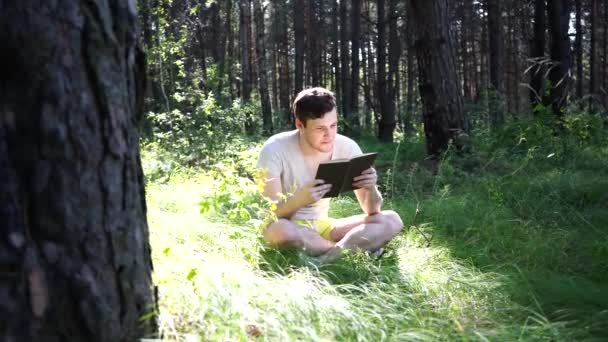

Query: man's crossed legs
[263,210,404,263]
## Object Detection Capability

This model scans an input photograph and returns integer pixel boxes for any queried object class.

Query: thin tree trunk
[331,0,341,97]
[488,0,505,127]
[0,1,157,340]
[350,0,362,134]
[547,0,573,118]
[239,0,254,133]
[406,17,416,133]
[294,0,305,93]
[575,0,583,100]
[604,1,608,109]
[277,1,292,127]
[589,0,599,111]
[226,0,236,101]
[530,0,546,109]
[254,0,273,135]
[340,0,352,128]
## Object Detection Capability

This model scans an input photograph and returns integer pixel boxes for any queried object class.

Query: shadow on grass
[257,242,402,287]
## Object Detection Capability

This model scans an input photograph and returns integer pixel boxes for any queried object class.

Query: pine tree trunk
[277,2,292,128]
[530,0,546,109]
[406,17,416,133]
[575,0,583,100]
[388,0,401,135]
[589,0,599,111]
[547,0,572,118]
[377,0,393,142]
[0,1,157,340]
[340,0,352,127]
[294,0,305,93]
[602,2,608,109]
[254,0,273,135]
[239,0,255,133]
[488,0,505,127]
[331,0,341,98]
[350,0,362,134]
[409,0,469,158]
[226,0,236,101]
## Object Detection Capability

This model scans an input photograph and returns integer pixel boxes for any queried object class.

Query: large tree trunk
[254,0,273,135]
[0,1,157,340]
[410,0,469,158]
[488,0,505,127]
[547,0,573,118]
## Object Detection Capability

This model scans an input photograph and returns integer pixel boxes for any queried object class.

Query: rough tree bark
[409,0,469,158]
[0,1,157,341]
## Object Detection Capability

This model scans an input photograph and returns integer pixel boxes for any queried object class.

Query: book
[314,152,378,198]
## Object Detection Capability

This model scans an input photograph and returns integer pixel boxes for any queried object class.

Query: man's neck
[297,131,332,161]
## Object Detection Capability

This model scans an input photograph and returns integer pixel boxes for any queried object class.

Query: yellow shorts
[293,218,335,240]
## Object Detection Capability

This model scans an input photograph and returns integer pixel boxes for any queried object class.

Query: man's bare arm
[353,168,383,215]
[262,173,332,219]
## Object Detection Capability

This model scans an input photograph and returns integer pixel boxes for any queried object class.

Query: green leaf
[186,268,198,281]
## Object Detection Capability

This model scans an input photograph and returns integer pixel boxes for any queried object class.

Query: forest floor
[145,134,608,341]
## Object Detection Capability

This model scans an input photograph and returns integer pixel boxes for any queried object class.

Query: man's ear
[295,118,304,129]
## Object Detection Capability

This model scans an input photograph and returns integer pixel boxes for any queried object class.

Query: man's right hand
[292,180,332,207]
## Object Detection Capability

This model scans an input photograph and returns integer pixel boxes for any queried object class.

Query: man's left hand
[352,167,378,190]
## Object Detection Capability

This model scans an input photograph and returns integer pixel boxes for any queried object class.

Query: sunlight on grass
[146,176,589,341]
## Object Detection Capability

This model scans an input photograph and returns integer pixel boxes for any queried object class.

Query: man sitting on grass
[257,87,403,263]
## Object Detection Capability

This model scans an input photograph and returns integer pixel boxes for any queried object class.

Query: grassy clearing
[145,128,608,341]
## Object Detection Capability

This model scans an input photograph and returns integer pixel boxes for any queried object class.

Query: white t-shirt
[257,130,362,220]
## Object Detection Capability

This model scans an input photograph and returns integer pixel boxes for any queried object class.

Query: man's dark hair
[292,87,336,126]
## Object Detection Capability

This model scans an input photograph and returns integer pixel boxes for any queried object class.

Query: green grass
[145,133,608,341]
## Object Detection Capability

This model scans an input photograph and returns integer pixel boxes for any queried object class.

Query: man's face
[296,108,338,153]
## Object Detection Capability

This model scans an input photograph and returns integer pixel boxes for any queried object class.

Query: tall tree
[387,0,401,135]
[350,0,362,134]
[0,1,157,340]
[409,0,469,157]
[487,0,505,127]
[529,0,546,109]
[294,0,305,93]
[254,0,273,135]
[339,0,352,128]
[331,0,341,97]
[574,0,583,99]
[275,0,292,127]
[547,0,573,118]
[589,0,600,111]
[239,0,254,133]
